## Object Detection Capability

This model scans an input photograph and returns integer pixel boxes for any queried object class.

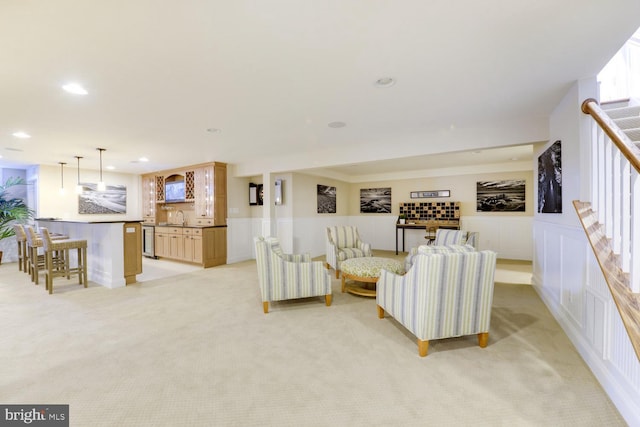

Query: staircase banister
[582,98,640,174]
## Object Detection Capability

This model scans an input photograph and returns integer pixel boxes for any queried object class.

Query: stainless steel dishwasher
[142,225,156,258]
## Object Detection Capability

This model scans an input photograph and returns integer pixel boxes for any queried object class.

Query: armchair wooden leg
[478,332,489,348]
[377,305,385,319]
[325,294,332,306]
[418,339,429,357]
[336,269,339,279]
[263,302,269,314]
[341,275,346,292]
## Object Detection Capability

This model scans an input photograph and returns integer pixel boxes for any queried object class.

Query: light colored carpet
[0,252,625,426]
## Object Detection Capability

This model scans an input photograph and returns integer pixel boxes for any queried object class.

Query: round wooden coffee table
[341,257,404,297]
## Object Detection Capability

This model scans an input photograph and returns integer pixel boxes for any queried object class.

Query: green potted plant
[398,213,407,224]
[0,177,34,264]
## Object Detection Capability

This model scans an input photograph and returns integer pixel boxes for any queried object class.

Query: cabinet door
[194,166,214,219]
[183,235,194,261]
[202,227,226,267]
[213,163,227,226]
[141,174,156,222]
[155,176,165,203]
[191,236,203,263]
[155,233,166,257]
[169,234,184,259]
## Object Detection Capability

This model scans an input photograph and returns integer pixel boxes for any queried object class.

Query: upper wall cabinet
[213,163,227,226]
[155,175,165,203]
[193,163,227,226]
[141,174,156,223]
[142,162,227,226]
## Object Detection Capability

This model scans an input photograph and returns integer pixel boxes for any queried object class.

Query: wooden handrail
[581,98,640,174]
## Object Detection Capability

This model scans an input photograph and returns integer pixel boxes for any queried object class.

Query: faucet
[176,210,185,226]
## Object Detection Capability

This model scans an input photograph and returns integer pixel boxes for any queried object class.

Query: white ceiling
[1,1,639,179]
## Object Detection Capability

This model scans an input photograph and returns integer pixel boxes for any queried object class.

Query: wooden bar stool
[424,220,439,245]
[24,225,45,284]
[12,224,28,273]
[23,226,69,285]
[40,227,88,295]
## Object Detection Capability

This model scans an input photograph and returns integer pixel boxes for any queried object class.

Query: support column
[261,172,276,237]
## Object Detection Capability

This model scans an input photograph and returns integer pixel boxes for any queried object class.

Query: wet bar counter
[35,219,142,288]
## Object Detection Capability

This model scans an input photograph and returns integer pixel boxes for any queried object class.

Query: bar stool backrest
[25,225,37,246]
[13,224,26,242]
[40,227,53,251]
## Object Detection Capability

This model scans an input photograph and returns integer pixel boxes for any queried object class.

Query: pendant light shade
[97,148,106,191]
[75,156,83,194]
[59,162,66,195]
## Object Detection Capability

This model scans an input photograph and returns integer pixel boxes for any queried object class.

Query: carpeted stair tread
[622,127,640,141]
[604,105,640,119]
[614,116,640,130]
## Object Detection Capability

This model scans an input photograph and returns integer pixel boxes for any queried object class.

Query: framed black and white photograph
[249,183,258,205]
[538,140,562,213]
[360,187,392,213]
[257,184,264,206]
[317,185,336,213]
[78,183,126,214]
[476,180,525,212]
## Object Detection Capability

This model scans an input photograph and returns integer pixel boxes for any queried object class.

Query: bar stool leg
[31,246,39,284]
[46,249,53,294]
[80,247,88,287]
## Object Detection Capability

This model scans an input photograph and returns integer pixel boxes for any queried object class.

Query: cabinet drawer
[195,219,213,226]
[183,228,202,236]
[167,227,183,235]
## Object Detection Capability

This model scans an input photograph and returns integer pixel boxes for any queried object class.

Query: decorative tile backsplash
[399,201,460,221]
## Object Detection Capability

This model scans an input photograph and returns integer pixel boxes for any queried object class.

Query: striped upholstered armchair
[377,249,497,357]
[404,243,476,272]
[325,226,372,278]
[432,229,466,246]
[254,236,332,314]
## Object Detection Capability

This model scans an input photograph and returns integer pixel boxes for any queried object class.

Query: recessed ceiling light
[206,128,220,133]
[374,77,395,87]
[328,121,346,128]
[139,157,149,162]
[62,83,88,95]
[510,157,519,161]
[12,131,31,139]
[106,165,115,170]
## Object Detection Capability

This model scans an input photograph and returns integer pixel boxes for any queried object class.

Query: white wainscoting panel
[231,215,534,262]
[275,217,294,254]
[584,288,607,357]
[350,216,399,253]
[460,216,532,260]
[226,217,255,264]
[533,219,640,426]
[560,231,586,327]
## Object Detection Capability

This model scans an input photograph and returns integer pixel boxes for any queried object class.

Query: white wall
[36,164,141,222]
[533,78,640,426]
[228,165,534,261]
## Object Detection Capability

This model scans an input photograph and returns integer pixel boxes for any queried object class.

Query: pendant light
[75,156,83,194]
[58,162,66,195]
[96,148,106,191]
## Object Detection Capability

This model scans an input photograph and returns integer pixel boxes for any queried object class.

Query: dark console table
[395,221,460,254]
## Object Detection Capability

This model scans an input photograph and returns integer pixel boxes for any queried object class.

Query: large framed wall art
[360,187,392,213]
[78,183,127,214]
[476,180,525,212]
[537,140,562,213]
[317,185,336,213]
